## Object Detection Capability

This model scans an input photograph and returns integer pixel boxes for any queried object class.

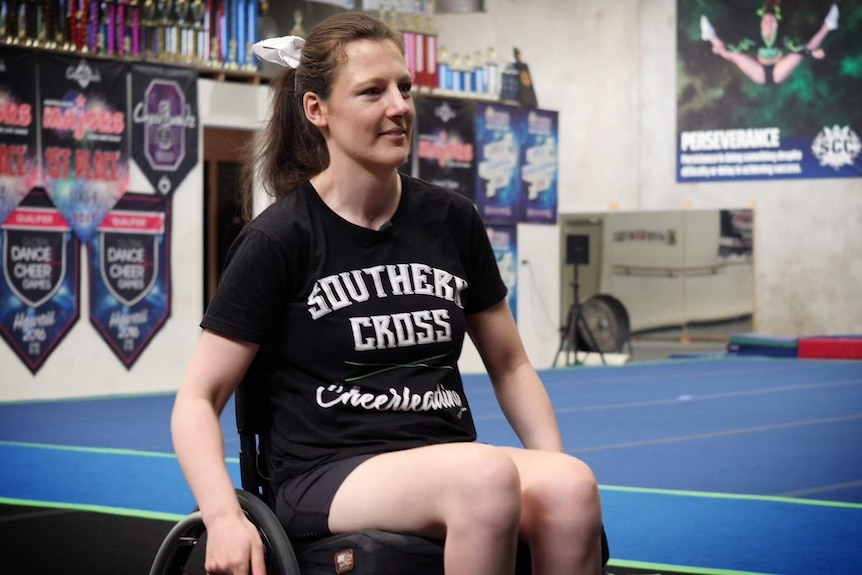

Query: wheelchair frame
[150,373,610,574]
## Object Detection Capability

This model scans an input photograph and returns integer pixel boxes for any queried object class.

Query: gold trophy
[289,9,305,38]
[227,37,237,69]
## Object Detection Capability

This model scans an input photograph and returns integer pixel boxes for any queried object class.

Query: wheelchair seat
[150,372,609,574]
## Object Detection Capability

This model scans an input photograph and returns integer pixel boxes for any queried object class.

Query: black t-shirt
[201,173,507,485]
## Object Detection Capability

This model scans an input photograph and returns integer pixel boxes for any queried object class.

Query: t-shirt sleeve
[462,205,508,315]
[200,227,292,344]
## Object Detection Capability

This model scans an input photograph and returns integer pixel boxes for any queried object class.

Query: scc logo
[811,125,861,170]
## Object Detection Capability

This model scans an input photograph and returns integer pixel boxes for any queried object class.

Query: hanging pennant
[0,47,40,225]
[88,192,170,369]
[39,54,130,243]
[474,102,520,225]
[0,189,80,374]
[414,95,477,202]
[130,63,199,196]
[516,107,558,225]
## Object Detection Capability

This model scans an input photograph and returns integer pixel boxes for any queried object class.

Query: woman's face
[313,39,415,173]
[760,13,779,44]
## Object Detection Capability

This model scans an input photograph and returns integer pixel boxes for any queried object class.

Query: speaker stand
[553,264,606,367]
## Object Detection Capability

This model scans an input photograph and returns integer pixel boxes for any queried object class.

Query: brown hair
[240,11,404,221]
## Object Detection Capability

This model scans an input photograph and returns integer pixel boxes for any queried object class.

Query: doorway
[203,127,257,311]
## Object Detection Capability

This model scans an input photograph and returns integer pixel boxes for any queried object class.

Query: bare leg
[772,53,804,84]
[773,16,835,84]
[701,17,767,84]
[806,21,833,59]
[500,447,603,575]
[709,36,768,84]
[328,443,522,575]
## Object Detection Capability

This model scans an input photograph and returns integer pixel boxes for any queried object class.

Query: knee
[524,457,601,535]
[448,445,521,530]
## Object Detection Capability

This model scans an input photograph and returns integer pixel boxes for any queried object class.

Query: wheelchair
[150,374,610,574]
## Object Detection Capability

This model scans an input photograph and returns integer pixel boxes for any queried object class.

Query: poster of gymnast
[676,0,861,182]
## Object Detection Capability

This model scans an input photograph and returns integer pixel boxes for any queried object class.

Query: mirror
[558,208,754,348]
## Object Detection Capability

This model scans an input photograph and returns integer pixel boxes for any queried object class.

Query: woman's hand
[204,510,267,575]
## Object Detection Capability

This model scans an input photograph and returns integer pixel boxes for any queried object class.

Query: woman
[700,1,838,85]
[171,11,603,575]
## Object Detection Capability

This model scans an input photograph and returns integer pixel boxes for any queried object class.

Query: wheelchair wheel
[149,490,301,575]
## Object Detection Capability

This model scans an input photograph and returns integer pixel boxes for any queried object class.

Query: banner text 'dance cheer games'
[0,48,198,374]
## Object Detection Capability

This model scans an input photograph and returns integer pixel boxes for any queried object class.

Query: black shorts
[273,453,377,540]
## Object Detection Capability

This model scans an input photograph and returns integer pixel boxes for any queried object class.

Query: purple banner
[0,47,40,225]
[0,189,80,374]
[130,63,199,196]
[89,193,171,369]
[39,54,130,242]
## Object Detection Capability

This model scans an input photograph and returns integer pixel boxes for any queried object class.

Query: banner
[130,63,200,196]
[475,102,520,225]
[517,108,559,224]
[0,47,40,225]
[40,54,130,242]
[677,0,862,182]
[486,225,518,323]
[414,96,477,201]
[89,193,171,369]
[0,189,80,374]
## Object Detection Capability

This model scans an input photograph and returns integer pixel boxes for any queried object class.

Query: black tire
[236,490,302,574]
[148,511,207,575]
[149,490,301,575]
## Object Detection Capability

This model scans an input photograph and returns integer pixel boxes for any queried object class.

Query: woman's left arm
[466,299,564,452]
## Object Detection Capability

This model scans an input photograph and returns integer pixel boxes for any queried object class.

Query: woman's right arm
[170,329,266,575]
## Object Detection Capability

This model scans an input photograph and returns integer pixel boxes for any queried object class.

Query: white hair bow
[252,35,305,69]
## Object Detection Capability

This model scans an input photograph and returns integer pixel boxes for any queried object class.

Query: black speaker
[566,234,590,265]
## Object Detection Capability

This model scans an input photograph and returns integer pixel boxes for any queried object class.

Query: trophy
[235,0,245,67]
[87,0,99,52]
[437,45,449,91]
[450,52,461,92]
[141,0,156,57]
[243,0,258,71]
[129,0,141,56]
[116,0,128,55]
[70,0,81,49]
[227,36,237,69]
[97,1,111,54]
[15,0,27,45]
[36,0,53,48]
[289,9,304,38]
[463,53,474,93]
[54,0,72,50]
[485,47,499,98]
[189,0,205,64]
[173,0,188,63]
[155,0,172,60]
[224,0,238,69]
[1,0,11,44]
[106,0,118,55]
